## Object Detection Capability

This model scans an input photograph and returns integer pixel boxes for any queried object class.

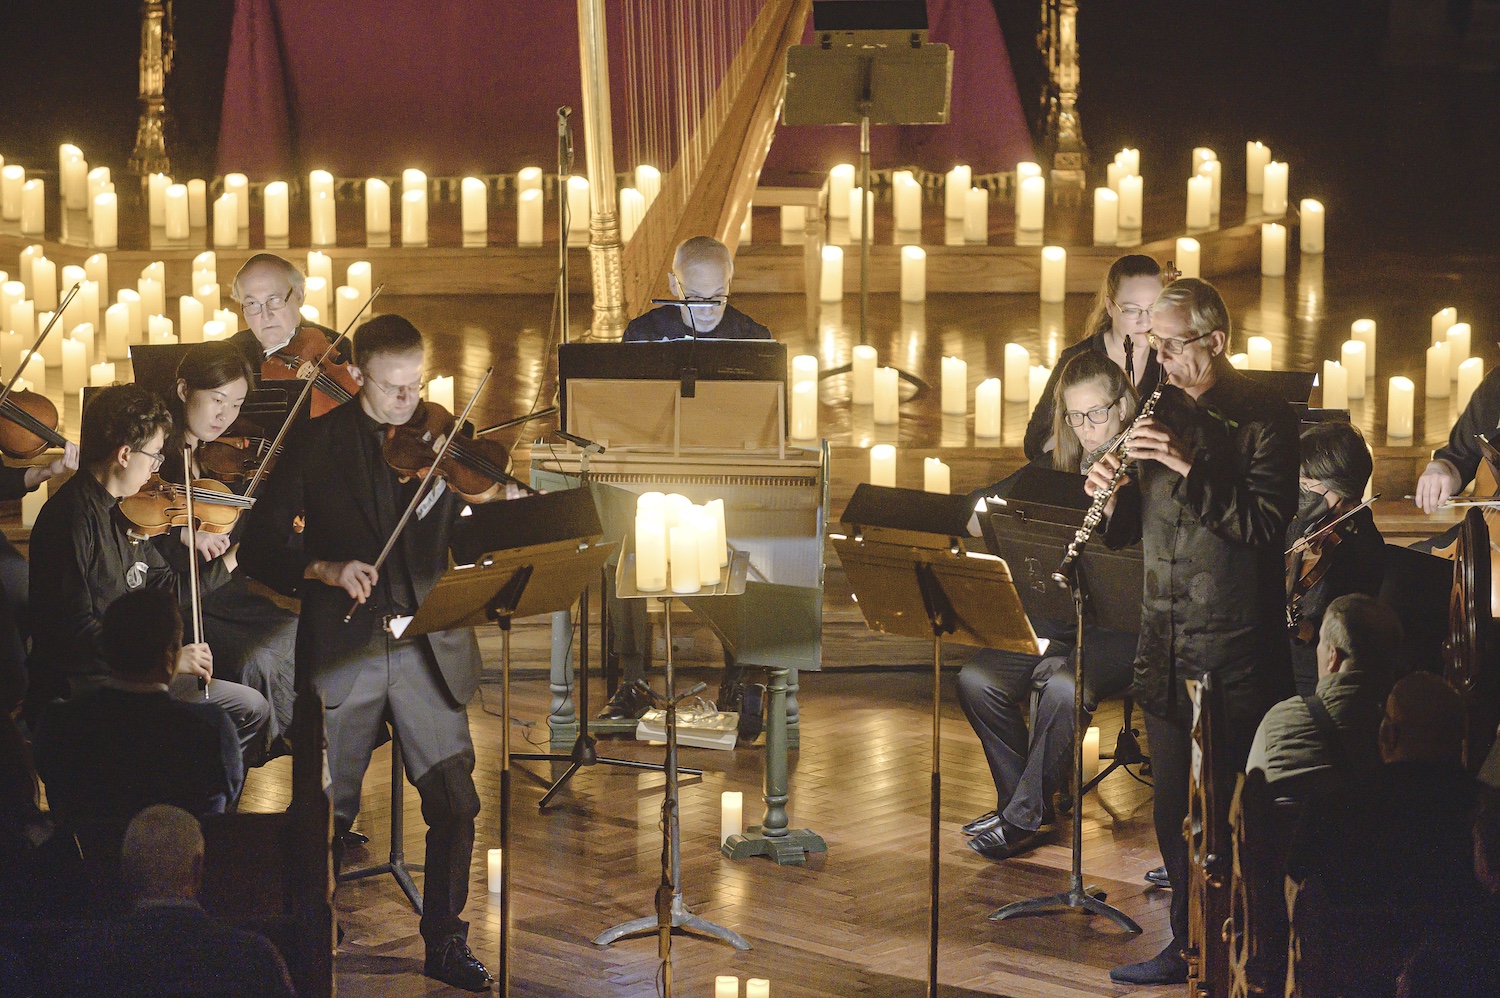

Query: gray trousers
[202,575,298,746]
[322,636,480,946]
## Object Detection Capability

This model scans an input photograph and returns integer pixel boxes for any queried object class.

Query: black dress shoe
[968,822,1042,860]
[1110,942,1189,985]
[963,810,1000,836]
[425,934,495,992]
[338,829,370,848]
[1144,865,1171,888]
[598,683,651,720]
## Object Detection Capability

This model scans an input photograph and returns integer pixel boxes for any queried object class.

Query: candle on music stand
[487,848,503,893]
[1341,340,1367,397]
[1387,377,1414,438]
[975,378,1001,438]
[634,508,667,593]
[720,791,743,845]
[1321,360,1347,410]
[870,444,896,487]
[1459,357,1484,411]
[1446,322,1470,378]
[669,524,701,594]
[1426,342,1450,398]
[829,163,854,220]
[1093,188,1118,245]
[941,355,967,415]
[873,366,899,424]
[692,506,721,584]
[944,164,970,220]
[923,457,951,494]
[819,245,844,303]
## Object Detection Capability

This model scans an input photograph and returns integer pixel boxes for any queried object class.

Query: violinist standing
[239,315,515,992]
[227,254,351,389]
[1286,422,1385,697]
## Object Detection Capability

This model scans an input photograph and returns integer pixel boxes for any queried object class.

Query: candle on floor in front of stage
[519,166,545,196]
[1342,340,1367,397]
[1262,161,1288,215]
[147,314,175,346]
[1432,307,1456,345]
[1040,246,1067,303]
[1186,174,1211,229]
[1017,176,1045,232]
[347,261,373,301]
[461,177,487,235]
[1446,322,1470,379]
[487,848,502,893]
[1117,174,1142,230]
[104,303,129,358]
[1261,223,1286,277]
[1321,360,1347,410]
[61,338,86,393]
[187,179,207,228]
[401,189,427,246]
[1459,357,1483,411]
[941,356,967,415]
[819,245,844,303]
[975,379,1001,438]
[566,176,590,234]
[668,524,702,594]
[746,980,769,998]
[924,457,950,494]
[1083,727,1101,782]
[633,164,659,207]
[1176,237,1201,279]
[223,173,249,227]
[263,181,289,241]
[792,354,818,389]
[427,375,454,413]
[790,380,817,439]
[92,192,118,248]
[1197,159,1222,217]
[873,366,899,425]
[1350,318,1377,372]
[179,296,204,343]
[517,189,543,246]
[944,164,971,220]
[1248,336,1273,371]
[1299,199,1324,253]
[1093,188,1118,245]
[851,344,877,404]
[90,360,115,387]
[1246,142,1270,194]
[715,977,739,998]
[335,285,361,332]
[1004,344,1030,402]
[214,192,239,248]
[870,444,896,487]
[364,178,391,235]
[893,170,921,231]
[1426,342,1450,398]
[964,186,988,242]
[900,246,926,303]
[1387,377,1414,438]
[828,164,854,220]
[1029,365,1051,410]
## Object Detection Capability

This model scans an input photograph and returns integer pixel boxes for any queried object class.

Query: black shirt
[355,406,420,615]
[1024,329,1163,462]
[622,304,771,342]
[1434,362,1500,488]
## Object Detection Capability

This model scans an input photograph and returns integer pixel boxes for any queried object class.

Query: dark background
[0,1,1495,253]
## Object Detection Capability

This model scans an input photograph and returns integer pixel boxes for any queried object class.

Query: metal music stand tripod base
[336,732,424,915]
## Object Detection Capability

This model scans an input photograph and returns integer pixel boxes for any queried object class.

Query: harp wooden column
[576,0,627,339]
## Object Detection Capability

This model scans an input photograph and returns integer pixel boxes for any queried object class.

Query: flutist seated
[957,352,1138,860]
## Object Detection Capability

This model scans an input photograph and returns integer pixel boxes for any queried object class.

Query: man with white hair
[228,252,348,374]
[622,235,770,341]
[48,804,295,997]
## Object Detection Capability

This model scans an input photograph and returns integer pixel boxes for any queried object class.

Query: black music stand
[400,488,617,998]
[831,484,1038,998]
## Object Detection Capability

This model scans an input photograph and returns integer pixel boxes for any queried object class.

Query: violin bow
[1285,493,1380,556]
[0,282,82,413]
[182,444,207,690]
[342,367,494,624]
[242,283,385,500]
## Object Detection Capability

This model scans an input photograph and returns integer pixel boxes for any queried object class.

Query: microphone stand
[558,106,574,345]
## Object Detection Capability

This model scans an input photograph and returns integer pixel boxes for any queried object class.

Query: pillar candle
[179,295,204,343]
[923,457,951,494]
[1261,222,1287,277]
[1186,174,1212,229]
[873,366,899,424]
[1426,342,1450,398]
[362,178,391,235]
[1014,162,1042,216]
[893,170,921,230]
[1093,188,1119,244]
[1351,318,1377,370]
[1192,146,1217,172]
[705,498,727,567]
[566,176,590,233]
[1299,198,1324,253]
[263,181,289,239]
[203,319,227,341]
[185,179,206,227]
[975,378,1002,437]
[632,164,659,208]
[0,281,20,329]
[1247,336,1273,371]
[517,189,543,246]
[619,187,644,242]
[90,360,115,386]
[1176,237,1201,279]
[307,251,333,289]
[1246,142,1270,194]
[460,177,487,234]
[1029,365,1051,410]
[1117,174,1143,229]
[1262,161,1289,215]
[335,285,362,332]
[791,354,818,387]
[224,173,250,227]
[148,172,170,226]
[870,444,896,486]
[668,524,702,594]
[148,314,175,345]
[141,261,164,285]
[1106,161,1124,194]
[715,977,739,998]
[846,185,870,239]
[0,165,23,220]
[1197,159,1222,217]
[70,322,94,367]
[0,329,21,379]
[60,266,85,329]
[1116,148,1140,177]
[1083,727,1101,782]
[192,251,215,277]
[486,848,503,894]
[963,186,989,242]
[154,185,188,245]
[214,192,239,247]
[22,351,44,393]
[790,380,817,439]
[105,302,129,358]
[745,981,769,998]
[422,375,452,414]
[635,508,667,592]
[851,344,877,404]
[10,302,34,351]
[347,261,372,301]
[32,258,57,311]
[90,192,118,248]
[401,189,428,246]
[309,190,335,247]
[829,164,855,220]
[1039,246,1067,303]
[1458,357,1484,411]
[1231,351,1249,369]
[300,276,327,321]
[944,165,971,220]
[300,303,321,326]
[1004,343,1030,402]
[19,180,44,235]
[721,791,743,845]
[1387,377,1414,438]
[1432,307,1457,345]
[941,355,967,415]
[692,506,720,585]
[900,245,926,303]
[17,245,41,297]
[1447,322,1471,378]
[1016,175,1045,231]
[214,306,237,333]
[1321,360,1347,409]
[138,276,165,320]
[61,338,86,392]
[1341,340,1367,396]
[819,245,844,303]
[517,166,544,197]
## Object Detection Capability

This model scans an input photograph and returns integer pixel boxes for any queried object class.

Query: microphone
[557,106,574,174]
[555,429,605,454]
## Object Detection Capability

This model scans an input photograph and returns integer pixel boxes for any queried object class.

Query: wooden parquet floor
[241,658,1179,998]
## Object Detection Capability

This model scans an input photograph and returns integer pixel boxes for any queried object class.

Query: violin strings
[1,397,67,448]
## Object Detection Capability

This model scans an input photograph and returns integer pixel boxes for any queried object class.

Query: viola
[0,388,69,459]
[1285,494,1379,640]
[261,326,360,417]
[118,475,256,537]
[382,399,535,503]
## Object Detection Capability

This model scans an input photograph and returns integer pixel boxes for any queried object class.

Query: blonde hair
[1080,254,1163,343]
[1051,350,1138,473]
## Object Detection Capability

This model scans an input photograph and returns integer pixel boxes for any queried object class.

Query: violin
[118,475,256,537]
[0,388,69,459]
[196,435,273,487]
[382,399,536,503]
[261,325,360,417]
[1285,494,1379,641]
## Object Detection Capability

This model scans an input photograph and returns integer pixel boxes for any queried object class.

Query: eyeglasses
[1063,399,1121,427]
[1110,298,1154,321]
[1147,330,1213,355]
[239,289,294,316]
[133,447,166,471]
[367,378,425,400]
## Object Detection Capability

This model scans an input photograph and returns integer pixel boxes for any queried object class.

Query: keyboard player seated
[958,351,1138,860]
[601,236,771,720]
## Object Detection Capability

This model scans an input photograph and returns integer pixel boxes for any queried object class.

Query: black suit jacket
[237,399,482,707]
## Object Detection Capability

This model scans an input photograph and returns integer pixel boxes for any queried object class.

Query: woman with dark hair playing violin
[1287,421,1386,697]
[156,342,299,752]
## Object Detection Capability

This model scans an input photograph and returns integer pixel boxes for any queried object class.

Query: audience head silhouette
[1379,672,1464,765]
[1476,787,1500,894]
[104,588,184,685]
[1317,593,1402,683]
[121,804,204,904]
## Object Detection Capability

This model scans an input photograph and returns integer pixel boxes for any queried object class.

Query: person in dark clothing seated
[0,443,77,712]
[0,712,85,923]
[957,351,1139,860]
[621,235,770,342]
[47,804,295,998]
[33,588,244,865]
[1286,421,1385,697]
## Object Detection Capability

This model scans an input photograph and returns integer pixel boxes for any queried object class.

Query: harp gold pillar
[576,0,627,339]
[1040,0,1086,201]
[128,0,173,179]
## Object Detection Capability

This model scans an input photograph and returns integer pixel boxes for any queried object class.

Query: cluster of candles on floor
[716,977,771,998]
[633,492,728,595]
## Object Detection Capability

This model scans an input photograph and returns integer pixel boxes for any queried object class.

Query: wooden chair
[1226,769,1301,998]
[1186,673,1233,997]
[1443,507,1500,772]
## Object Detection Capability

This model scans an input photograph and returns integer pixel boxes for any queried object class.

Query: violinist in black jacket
[1091,278,1299,986]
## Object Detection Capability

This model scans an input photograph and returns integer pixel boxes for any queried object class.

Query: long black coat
[1105,368,1299,724]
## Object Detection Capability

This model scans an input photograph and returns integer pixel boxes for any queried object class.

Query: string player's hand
[308,559,379,602]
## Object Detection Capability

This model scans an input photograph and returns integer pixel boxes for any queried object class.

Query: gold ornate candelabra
[128,0,173,179]
[1038,0,1086,202]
